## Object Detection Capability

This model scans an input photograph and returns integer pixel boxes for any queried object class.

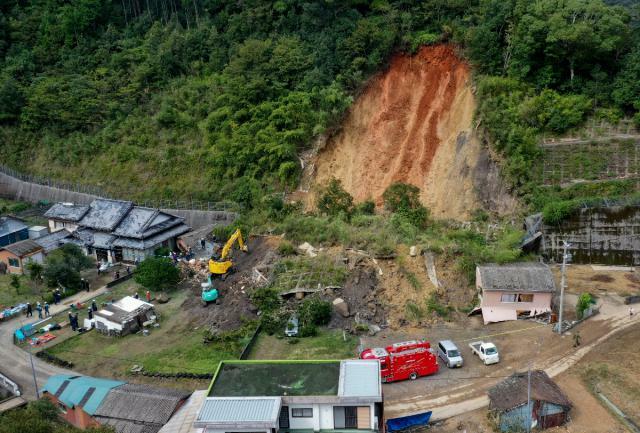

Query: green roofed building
[193,360,383,433]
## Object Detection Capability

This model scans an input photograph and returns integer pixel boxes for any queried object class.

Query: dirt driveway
[377,291,635,420]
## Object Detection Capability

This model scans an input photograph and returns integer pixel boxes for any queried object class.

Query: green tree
[42,244,93,291]
[317,178,354,217]
[576,292,595,320]
[25,261,44,283]
[10,275,20,295]
[134,257,180,291]
[382,182,429,228]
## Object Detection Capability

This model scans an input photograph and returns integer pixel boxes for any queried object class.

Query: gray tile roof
[489,370,572,411]
[94,384,190,433]
[34,229,73,253]
[79,199,133,231]
[339,360,381,398]
[195,397,281,429]
[113,208,184,240]
[477,263,556,293]
[0,216,27,238]
[1,239,43,257]
[111,223,190,250]
[44,203,90,222]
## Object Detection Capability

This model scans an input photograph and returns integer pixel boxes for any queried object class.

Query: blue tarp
[386,411,432,432]
[14,324,35,341]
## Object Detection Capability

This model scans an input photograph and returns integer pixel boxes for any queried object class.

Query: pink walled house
[477,263,556,324]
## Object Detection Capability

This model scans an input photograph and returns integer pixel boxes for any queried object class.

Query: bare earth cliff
[311,45,515,220]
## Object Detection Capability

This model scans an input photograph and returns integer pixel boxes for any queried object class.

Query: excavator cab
[201,275,219,306]
[208,228,248,278]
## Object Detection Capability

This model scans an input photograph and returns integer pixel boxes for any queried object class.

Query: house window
[500,293,517,303]
[292,408,313,418]
[518,294,534,303]
[8,258,19,268]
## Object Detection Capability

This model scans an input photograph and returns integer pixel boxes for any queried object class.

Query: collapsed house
[476,263,556,324]
[488,370,572,431]
[93,296,155,336]
[44,199,190,264]
[42,375,190,433]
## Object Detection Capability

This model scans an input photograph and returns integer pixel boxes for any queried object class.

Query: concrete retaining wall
[0,171,237,229]
[543,206,640,266]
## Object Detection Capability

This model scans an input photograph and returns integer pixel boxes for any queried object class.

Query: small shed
[0,239,45,275]
[28,226,48,239]
[94,296,155,336]
[488,370,571,432]
[477,263,556,324]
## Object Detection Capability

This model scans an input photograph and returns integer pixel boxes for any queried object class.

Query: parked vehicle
[437,340,463,368]
[468,341,499,365]
[285,315,299,337]
[360,340,439,383]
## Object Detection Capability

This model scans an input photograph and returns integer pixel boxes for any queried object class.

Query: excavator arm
[209,229,248,275]
[220,228,248,259]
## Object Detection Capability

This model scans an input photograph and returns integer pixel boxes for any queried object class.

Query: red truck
[360,340,439,383]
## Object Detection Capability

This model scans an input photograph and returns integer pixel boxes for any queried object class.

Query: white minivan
[437,340,464,368]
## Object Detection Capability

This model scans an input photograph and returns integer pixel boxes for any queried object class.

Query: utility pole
[558,241,570,335]
[21,319,40,398]
[526,362,532,433]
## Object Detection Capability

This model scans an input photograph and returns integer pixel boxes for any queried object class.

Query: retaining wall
[543,206,640,266]
[0,171,236,229]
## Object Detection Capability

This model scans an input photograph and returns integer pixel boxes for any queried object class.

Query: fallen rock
[298,242,318,257]
[332,297,350,317]
[409,245,418,257]
[368,324,381,336]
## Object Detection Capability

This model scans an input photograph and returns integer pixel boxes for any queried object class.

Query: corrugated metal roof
[196,397,281,427]
[42,375,125,415]
[1,239,43,257]
[339,360,381,398]
[0,216,27,237]
[44,203,90,222]
[477,263,556,293]
[489,370,572,411]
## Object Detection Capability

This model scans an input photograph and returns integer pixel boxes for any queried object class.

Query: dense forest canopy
[0,0,639,207]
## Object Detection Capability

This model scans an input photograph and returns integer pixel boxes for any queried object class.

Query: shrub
[299,323,318,337]
[383,183,429,228]
[576,293,595,320]
[354,200,375,215]
[298,298,332,327]
[154,246,171,257]
[251,287,282,313]
[134,257,180,291]
[317,178,354,217]
[277,241,297,256]
[426,293,454,319]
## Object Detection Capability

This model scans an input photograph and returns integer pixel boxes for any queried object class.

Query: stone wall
[543,206,640,266]
[0,171,236,229]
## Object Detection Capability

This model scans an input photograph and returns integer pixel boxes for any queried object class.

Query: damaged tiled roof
[113,208,184,239]
[79,199,134,231]
[477,263,556,293]
[488,370,572,411]
[111,223,191,250]
[1,239,43,257]
[34,229,73,253]
[94,384,190,433]
[44,203,90,222]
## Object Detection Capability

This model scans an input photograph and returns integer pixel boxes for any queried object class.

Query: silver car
[438,340,463,368]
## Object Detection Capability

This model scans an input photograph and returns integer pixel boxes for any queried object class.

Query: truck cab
[360,340,439,383]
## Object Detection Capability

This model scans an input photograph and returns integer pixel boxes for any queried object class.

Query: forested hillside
[0,0,639,211]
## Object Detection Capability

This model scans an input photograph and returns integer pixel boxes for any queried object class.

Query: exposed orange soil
[313,44,493,219]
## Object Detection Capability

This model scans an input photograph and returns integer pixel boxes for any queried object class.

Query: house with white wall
[477,263,556,324]
[93,296,155,336]
[194,360,383,433]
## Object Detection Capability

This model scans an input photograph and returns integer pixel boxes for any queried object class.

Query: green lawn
[248,329,359,360]
[0,274,45,307]
[46,290,247,377]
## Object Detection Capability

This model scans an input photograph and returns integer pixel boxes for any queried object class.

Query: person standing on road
[36,302,43,319]
[200,237,206,250]
[573,331,581,347]
[26,302,32,317]
[630,307,635,320]
[69,312,76,331]
[54,289,61,305]
[44,302,50,317]
[87,307,93,320]
[92,300,98,312]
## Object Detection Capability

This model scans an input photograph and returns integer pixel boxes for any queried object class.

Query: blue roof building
[0,216,28,248]
[42,375,125,415]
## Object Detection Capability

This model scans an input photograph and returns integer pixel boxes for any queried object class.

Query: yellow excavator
[208,228,248,277]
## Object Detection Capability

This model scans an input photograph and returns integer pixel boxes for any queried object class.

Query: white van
[437,340,464,368]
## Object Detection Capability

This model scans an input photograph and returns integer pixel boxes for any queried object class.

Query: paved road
[0,286,106,399]
[384,293,639,421]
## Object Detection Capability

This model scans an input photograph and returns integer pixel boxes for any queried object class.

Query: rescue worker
[26,303,33,317]
[87,307,93,320]
[36,302,43,319]
[44,302,50,317]
[573,331,581,347]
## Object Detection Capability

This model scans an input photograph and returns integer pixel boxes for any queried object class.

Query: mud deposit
[312,44,515,219]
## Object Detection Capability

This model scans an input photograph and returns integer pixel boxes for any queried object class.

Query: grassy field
[0,274,44,307]
[248,329,359,360]
[47,289,248,377]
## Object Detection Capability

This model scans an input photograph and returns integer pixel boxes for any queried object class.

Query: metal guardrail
[0,371,21,397]
[0,164,239,212]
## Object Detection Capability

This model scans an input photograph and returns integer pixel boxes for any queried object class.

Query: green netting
[210,362,341,397]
